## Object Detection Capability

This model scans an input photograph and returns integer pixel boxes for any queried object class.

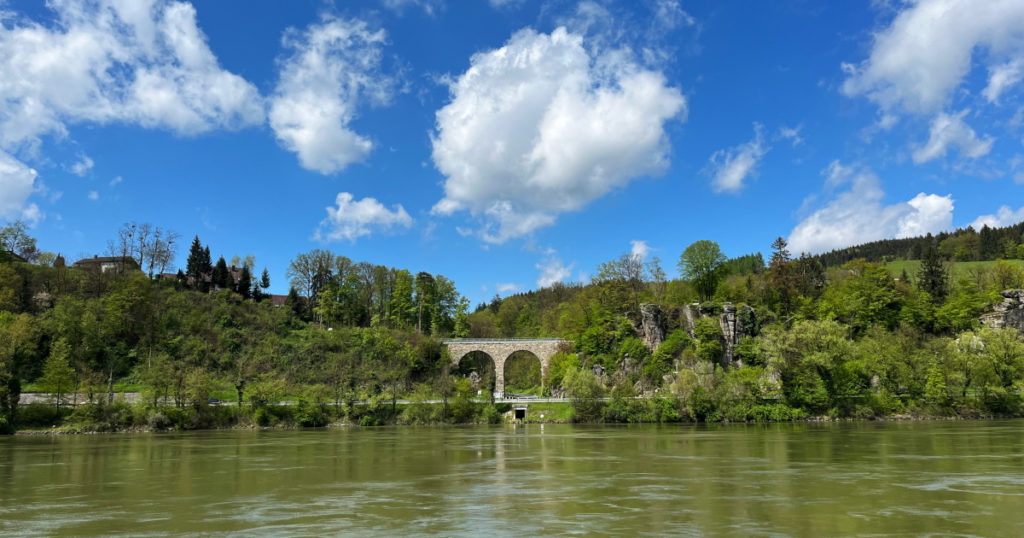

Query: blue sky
[2,0,1023,305]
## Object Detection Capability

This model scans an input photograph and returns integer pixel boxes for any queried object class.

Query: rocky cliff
[981,289,1024,334]
[638,303,666,352]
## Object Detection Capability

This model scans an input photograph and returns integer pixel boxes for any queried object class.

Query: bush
[564,368,605,423]
[748,404,806,422]
[146,411,173,430]
[295,400,329,427]
[15,403,67,428]
[482,404,502,424]
[67,401,137,432]
[253,407,273,427]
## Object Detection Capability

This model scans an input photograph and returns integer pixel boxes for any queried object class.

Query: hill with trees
[3,218,1024,433]
[812,221,1024,267]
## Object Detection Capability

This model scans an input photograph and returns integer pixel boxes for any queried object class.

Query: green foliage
[646,330,693,380]
[15,402,68,428]
[936,278,996,333]
[679,240,727,301]
[563,368,605,422]
[6,220,1024,433]
[39,338,75,409]
[546,351,580,389]
[916,245,949,299]
[818,260,902,333]
[694,317,724,363]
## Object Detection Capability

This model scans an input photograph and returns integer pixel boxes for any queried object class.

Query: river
[2,421,1023,536]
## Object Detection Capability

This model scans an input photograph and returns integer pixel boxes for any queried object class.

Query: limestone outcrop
[718,303,754,368]
[638,303,666,352]
[981,289,1024,334]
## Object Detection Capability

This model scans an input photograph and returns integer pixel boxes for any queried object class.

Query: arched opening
[503,351,542,396]
[456,351,495,396]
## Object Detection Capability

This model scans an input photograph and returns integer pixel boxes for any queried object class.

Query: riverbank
[10,395,1021,435]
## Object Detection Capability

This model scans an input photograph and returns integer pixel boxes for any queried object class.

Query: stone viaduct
[442,338,570,397]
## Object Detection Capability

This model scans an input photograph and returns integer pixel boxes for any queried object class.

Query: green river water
[2,420,1023,536]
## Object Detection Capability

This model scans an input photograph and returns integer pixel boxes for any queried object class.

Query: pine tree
[285,286,306,319]
[260,268,271,290]
[236,266,252,300]
[770,236,791,267]
[917,245,948,300]
[213,257,231,289]
[185,236,204,287]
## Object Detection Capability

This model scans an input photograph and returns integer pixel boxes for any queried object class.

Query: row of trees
[286,249,469,335]
[5,217,1024,431]
[815,222,1024,267]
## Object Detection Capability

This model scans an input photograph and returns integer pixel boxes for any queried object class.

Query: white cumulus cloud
[0,150,38,221]
[315,192,412,242]
[630,239,650,261]
[970,205,1024,229]
[983,59,1024,104]
[495,282,520,294]
[269,16,391,175]
[706,123,768,193]
[536,255,573,288]
[0,0,264,151]
[841,0,1024,114]
[431,26,686,243]
[69,154,94,177]
[912,110,994,164]
[382,0,443,16]
[788,164,954,255]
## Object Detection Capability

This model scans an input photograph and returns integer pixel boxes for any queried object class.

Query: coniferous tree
[260,268,271,290]
[236,266,252,300]
[917,245,948,300]
[213,257,231,290]
[285,286,306,319]
[185,236,204,289]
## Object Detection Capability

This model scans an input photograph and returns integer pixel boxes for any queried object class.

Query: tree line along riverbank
[4,221,1024,434]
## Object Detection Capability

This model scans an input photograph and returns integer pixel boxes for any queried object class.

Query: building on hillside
[157,266,256,291]
[72,255,141,273]
[270,294,288,307]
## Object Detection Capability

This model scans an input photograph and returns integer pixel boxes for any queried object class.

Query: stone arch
[443,339,570,398]
[454,350,496,394]
[502,350,544,394]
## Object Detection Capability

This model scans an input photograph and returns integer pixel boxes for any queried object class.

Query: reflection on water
[2,421,1024,535]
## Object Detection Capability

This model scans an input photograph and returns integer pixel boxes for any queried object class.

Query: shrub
[16,403,67,428]
[483,404,502,424]
[146,411,173,430]
[295,400,328,427]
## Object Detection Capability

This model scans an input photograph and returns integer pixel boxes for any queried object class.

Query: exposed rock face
[981,289,1024,334]
[639,303,666,352]
[681,303,700,337]
[718,303,754,368]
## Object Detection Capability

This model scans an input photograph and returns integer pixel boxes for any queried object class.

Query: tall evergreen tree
[236,266,252,300]
[260,268,271,290]
[185,236,205,289]
[285,286,306,319]
[917,245,948,300]
[212,257,231,289]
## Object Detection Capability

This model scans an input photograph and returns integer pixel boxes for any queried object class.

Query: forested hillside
[813,221,1024,267]
[3,219,1024,433]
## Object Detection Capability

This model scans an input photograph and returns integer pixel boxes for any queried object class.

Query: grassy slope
[885,259,1024,283]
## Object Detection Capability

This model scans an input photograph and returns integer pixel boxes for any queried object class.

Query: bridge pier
[443,339,569,398]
